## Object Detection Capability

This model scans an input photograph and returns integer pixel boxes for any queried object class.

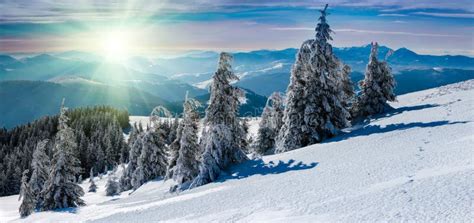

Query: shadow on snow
[355,104,441,125]
[219,159,319,182]
[49,207,79,214]
[330,120,469,143]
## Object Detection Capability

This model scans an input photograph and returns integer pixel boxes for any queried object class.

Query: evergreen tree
[276,4,351,153]
[28,139,50,209]
[239,118,250,154]
[168,117,180,145]
[41,99,85,211]
[19,170,35,217]
[166,119,183,180]
[131,129,167,190]
[254,92,284,155]
[352,42,396,118]
[170,93,201,189]
[88,168,97,193]
[88,178,97,193]
[0,106,128,197]
[89,168,94,183]
[105,174,120,196]
[120,132,142,191]
[127,123,140,148]
[190,52,247,188]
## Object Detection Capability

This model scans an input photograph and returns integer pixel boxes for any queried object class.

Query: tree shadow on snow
[329,120,469,143]
[218,159,318,182]
[51,207,78,214]
[354,104,440,125]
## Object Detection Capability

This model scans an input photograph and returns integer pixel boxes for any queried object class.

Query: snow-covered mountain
[160,46,474,96]
[2,80,473,222]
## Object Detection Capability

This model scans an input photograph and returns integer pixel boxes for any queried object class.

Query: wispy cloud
[271,27,468,38]
[270,27,313,31]
[1,0,472,56]
[335,29,467,38]
[413,12,474,19]
[1,0,473,24]
[378,13,407,17]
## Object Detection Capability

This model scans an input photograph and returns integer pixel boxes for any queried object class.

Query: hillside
[0,81,267,128]
[1,80,473,222]
[0,80,177,128]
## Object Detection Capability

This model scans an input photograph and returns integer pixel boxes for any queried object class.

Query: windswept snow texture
[2,81,474,222]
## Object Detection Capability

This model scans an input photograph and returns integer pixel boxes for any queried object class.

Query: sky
[0,0,473,56]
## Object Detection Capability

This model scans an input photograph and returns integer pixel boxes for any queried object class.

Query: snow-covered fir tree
[41,99,85,211]
[170,93,201,190]
[19,170,35,217]
[28,139,50,209]
[352,42,396,118]
[88,179,97,193]
[120,132,143,191]
[238,117,250,153]
[105,173,120,196]
[88,168,97,192]
[0,106,128,197]
[166,118,183,180]
[339,64,355,110]
[254,92,284,155]
[131,129,168,190]
[190,52,248,188]
[89,168,94,182]
[128,123,140,147]
[276,4,351,153]
[168,117,180,145]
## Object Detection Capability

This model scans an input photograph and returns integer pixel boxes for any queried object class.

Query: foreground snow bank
[1,80,473,222]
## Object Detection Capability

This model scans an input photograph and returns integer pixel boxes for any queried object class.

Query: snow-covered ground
[1,80,473,222]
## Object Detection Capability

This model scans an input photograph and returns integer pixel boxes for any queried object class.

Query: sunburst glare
[98,30,134,62]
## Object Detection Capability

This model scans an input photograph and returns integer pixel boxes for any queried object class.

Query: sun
[99,30,132,62]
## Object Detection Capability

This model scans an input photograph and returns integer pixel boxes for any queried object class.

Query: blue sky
[0,0,473,56]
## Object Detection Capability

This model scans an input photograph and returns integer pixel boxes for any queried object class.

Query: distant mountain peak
[0,54,18,65]
[394,47,417,55]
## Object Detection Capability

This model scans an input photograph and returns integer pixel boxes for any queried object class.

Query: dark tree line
[0,106,130,196]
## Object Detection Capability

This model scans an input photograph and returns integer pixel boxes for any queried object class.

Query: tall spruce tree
[339,64,355,110]
[170,93,201,189]
[352,42,396,118]
[41,99,84,210]
[131,129,167,190]
[88,168,97,193]
[19,170,35,217]
[105,173,120,196]
[190,52,248,188]
[254,92,284,155]
[120,132,143,191]
[276,4,351,153]
[28,139,50,209]
[166,118,183,180]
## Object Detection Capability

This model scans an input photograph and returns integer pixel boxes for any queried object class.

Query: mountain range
[1,44,473,128]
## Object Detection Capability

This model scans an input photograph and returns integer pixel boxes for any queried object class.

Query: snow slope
[1,80,474,222]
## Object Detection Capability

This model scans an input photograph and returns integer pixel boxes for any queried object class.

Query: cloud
[270,27,313,31]
[1,0,473,24]
[334,29,468,38]
[378,13,407,17]
[271,27,468,38]
[413,12,474,18]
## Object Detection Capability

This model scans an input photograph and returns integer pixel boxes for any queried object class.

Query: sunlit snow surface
[1,80,473,222]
